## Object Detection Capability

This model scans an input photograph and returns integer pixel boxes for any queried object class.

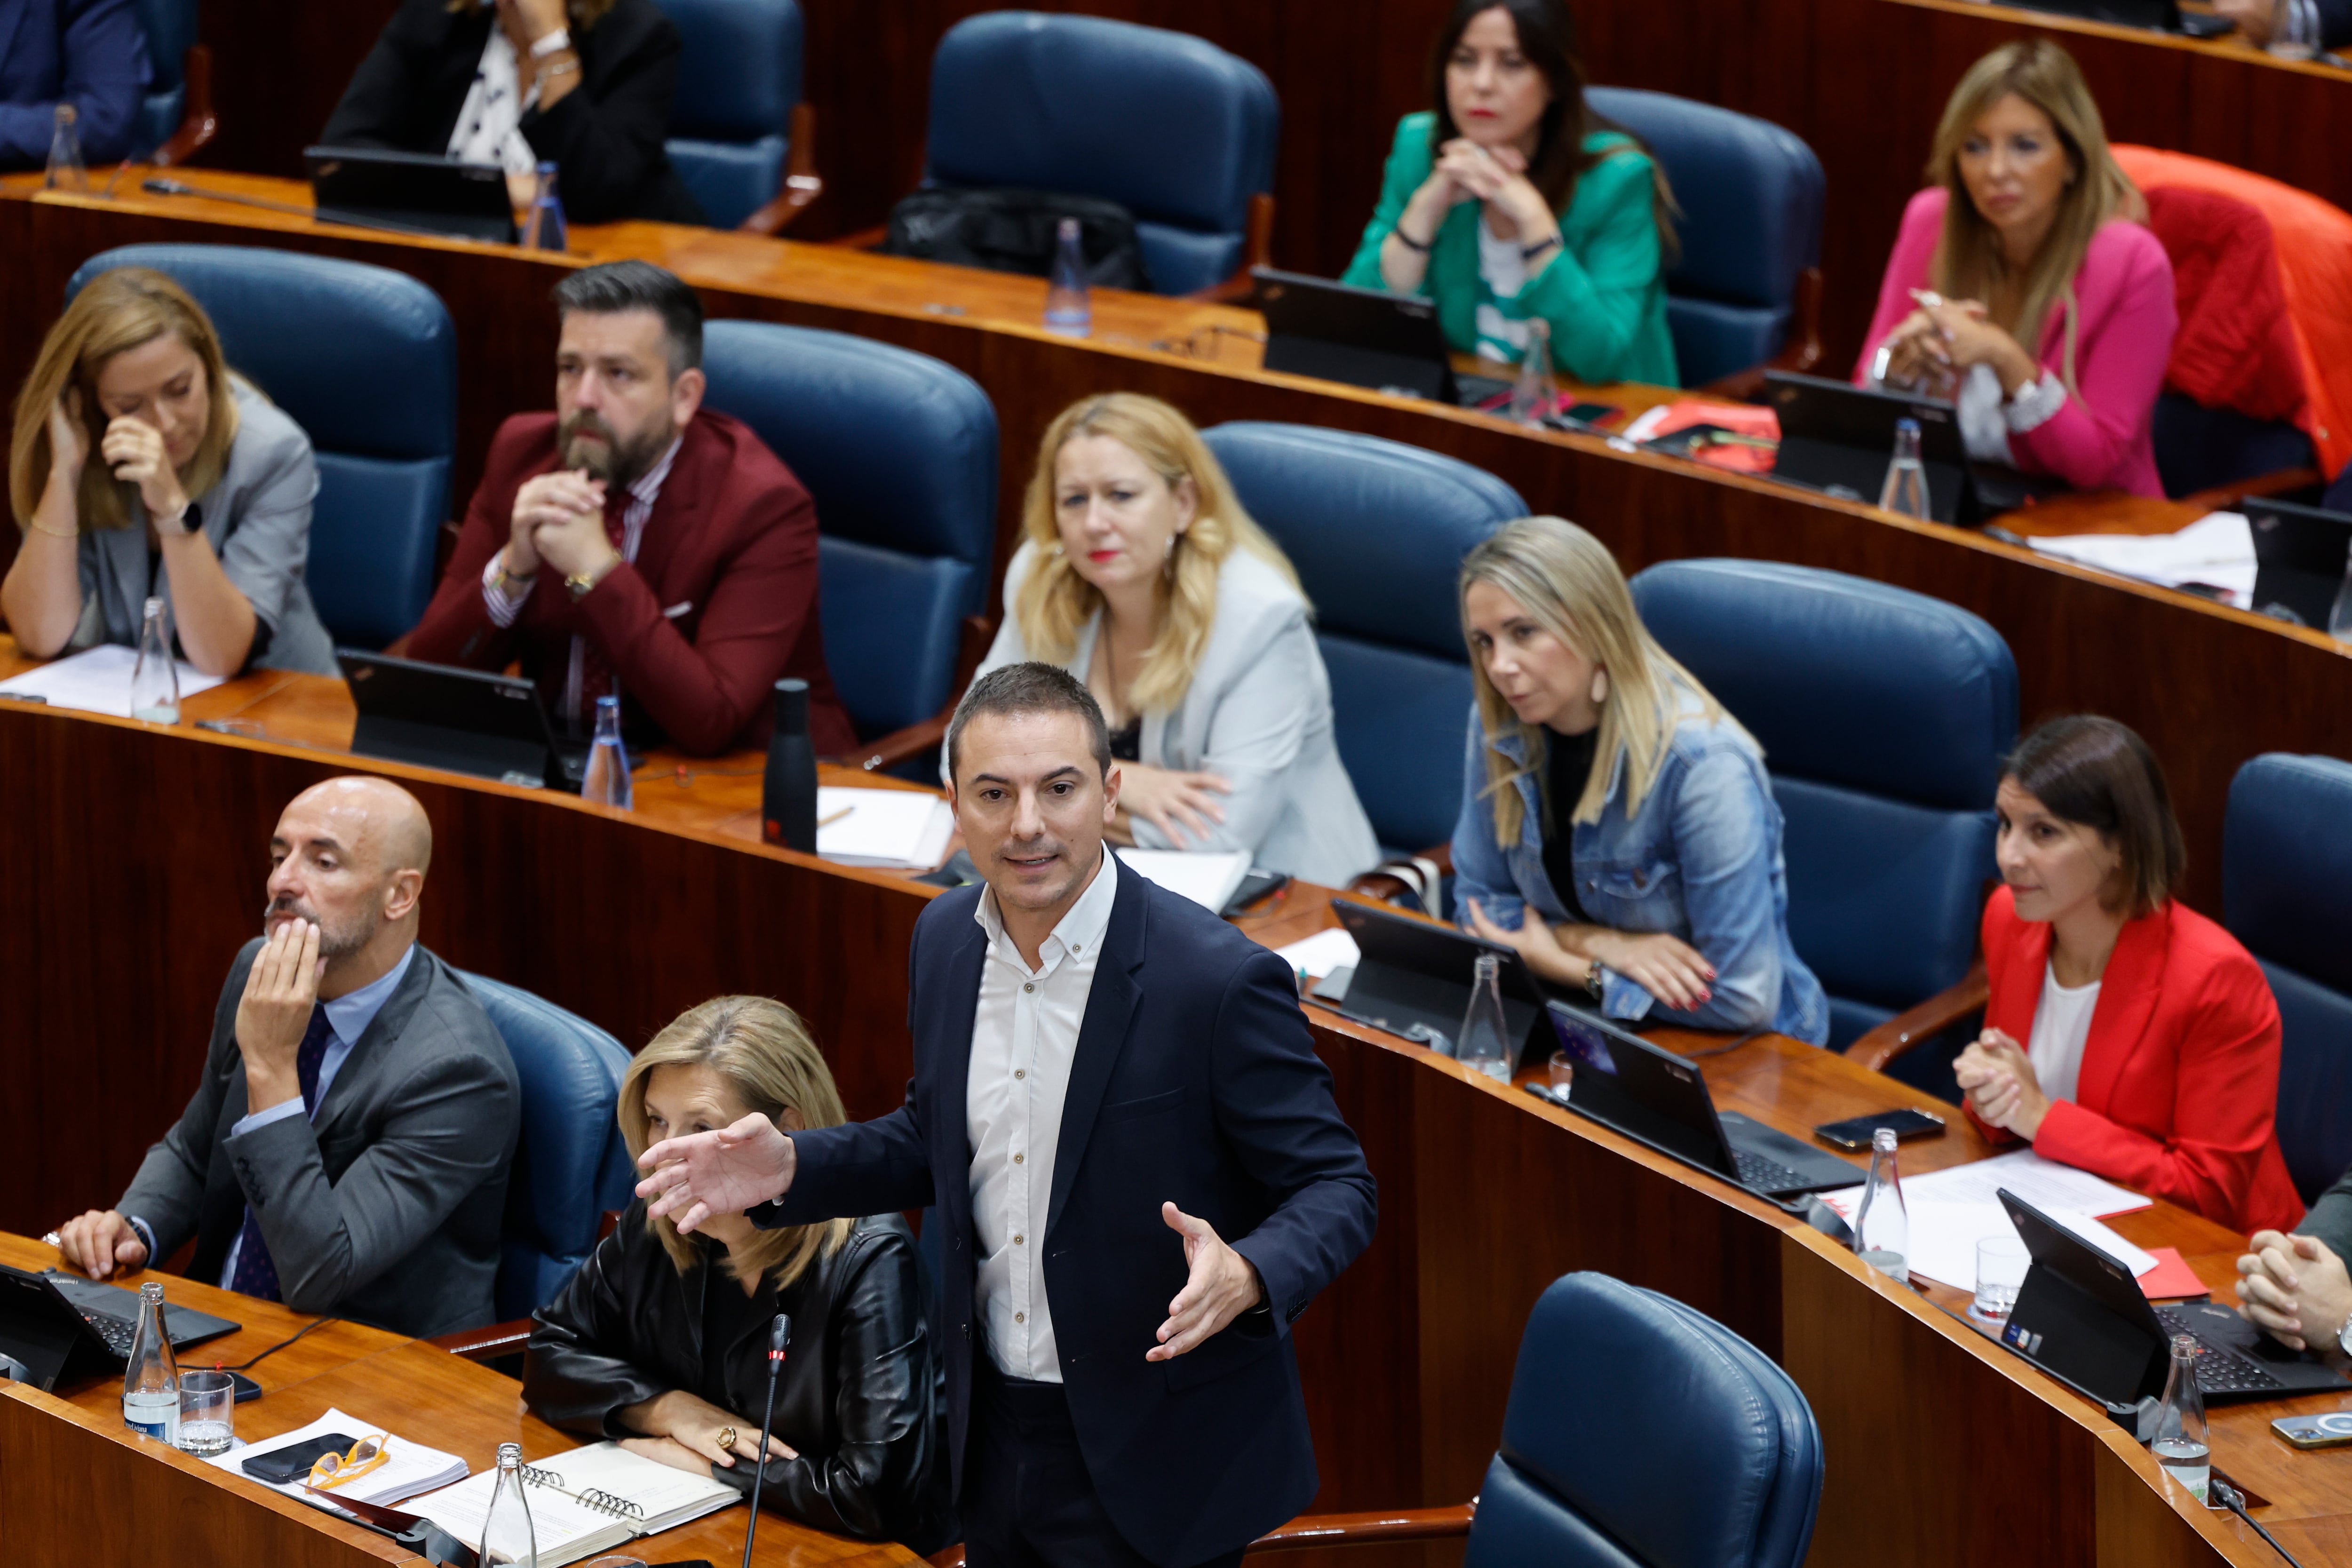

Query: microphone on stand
[740,1313,792,1568]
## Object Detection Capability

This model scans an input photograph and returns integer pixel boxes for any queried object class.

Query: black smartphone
[1221,868,1290,916]
[241,1432,357,1485]
[230,1370,263,1403]
[2273,1413,2352,1449]
[1563,401,1622,426]
[1812,1107,1947,1151]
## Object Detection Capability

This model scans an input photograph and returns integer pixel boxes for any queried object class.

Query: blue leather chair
[132,0,213,166]
[923,12,1279,295]
[2224,754,2352,1204]
[2327,465,2352,515]
[2153,394,2318,499]
[699,320,997,757]
[1257,1273,1822,1566]
[66,245,456,650]
[1629,561,2017,1059]
[1201,422,1526,861]
[457,972,637,1323]
[1584,88,1825,390]
[653,0,816,232]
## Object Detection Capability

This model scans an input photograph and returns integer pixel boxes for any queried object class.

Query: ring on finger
[716,1426,738,1452]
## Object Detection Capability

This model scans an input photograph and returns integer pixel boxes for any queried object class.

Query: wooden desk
[5,175,2348,920]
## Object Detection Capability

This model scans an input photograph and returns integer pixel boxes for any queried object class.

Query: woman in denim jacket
[1451,517,1828,1044]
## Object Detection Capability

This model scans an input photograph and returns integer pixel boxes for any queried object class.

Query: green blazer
[1342,111,1679,388]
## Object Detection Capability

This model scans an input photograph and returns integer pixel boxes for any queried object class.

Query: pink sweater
[1853,188,2177,498]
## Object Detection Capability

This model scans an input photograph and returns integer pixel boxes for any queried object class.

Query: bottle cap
[1895,417,1921,433]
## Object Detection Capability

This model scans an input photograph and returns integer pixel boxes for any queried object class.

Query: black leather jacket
[522,1202,951,1553]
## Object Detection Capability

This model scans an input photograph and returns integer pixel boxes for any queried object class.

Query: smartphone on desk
[2273,1413,2352,1450]
[1812,1107,1947,1151]
[242,1432,357,1485]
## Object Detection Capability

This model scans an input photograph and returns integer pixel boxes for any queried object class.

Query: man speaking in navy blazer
[639,661,1377,1567]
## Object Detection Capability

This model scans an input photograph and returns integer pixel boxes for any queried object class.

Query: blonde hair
[9,268,240,535]
[1013,394,1302,716]
[1926,40,2143,394]
[1460,517,1746,846]
[619,996,852,1289]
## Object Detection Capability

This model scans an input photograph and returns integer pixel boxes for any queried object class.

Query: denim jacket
[1449,698,1829,1045]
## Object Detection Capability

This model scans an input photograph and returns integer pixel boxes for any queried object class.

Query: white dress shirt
[966,848,1119,1382]
[2026,962,2101,1107]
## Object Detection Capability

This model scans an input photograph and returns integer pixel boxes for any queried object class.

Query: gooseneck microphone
[740,1312,792,1568]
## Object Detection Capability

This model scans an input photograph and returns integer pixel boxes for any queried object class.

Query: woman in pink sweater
[1854,40,2175,498]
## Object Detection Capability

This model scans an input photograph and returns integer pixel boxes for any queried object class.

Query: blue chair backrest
[1630,561,2017,1051]
[1583,88,1824,389]
[457,971,636,1322]
[926,12,1278,295]
[653,0,802,229]
[700,321,996,738]
[1201,422,1525,855]
[133,0,194,158]
[1468,1273,1820,1568]
[2152,393,2316,498]
[2224,754,2352,1204]
[66,245,456,650]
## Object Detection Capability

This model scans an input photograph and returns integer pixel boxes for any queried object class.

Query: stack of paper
[1818,1150,2157,1294]
[209,1407,468,1511]
[1275,926,1361,982]
[1116,848,1252,912]
[2026,511,2257,607]
[411,1440,739,1568]
[0,643,227,717]
[815,786,954,869]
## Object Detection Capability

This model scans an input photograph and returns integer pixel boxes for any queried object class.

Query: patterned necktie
[569,488,632,724]
[226,1005,335,1302]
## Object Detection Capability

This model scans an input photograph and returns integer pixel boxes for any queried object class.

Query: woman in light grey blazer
[968,394,1379,887]
[4,267,337,676]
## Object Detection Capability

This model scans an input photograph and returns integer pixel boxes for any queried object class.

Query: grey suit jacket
[69,379,339,675]
[117,939,520,1338]
[971,541,1382,886]
[2301,1167,2352,1262]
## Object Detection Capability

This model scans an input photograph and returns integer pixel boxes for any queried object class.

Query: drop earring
[1590,669,1609,706]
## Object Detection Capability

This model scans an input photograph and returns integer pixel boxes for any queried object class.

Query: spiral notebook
[411,1440,739,1566]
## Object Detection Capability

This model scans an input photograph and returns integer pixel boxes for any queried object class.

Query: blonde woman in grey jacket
[966,394,1379,888]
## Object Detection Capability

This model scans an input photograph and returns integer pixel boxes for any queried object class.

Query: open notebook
[411,1441,739,1567]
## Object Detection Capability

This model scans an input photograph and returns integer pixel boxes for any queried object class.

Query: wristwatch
[1583,956,1604,1001]
[2336,1311,2352,1362]
[564,569,602,600]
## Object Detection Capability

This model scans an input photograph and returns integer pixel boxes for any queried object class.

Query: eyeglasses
[307,1433,390,1490]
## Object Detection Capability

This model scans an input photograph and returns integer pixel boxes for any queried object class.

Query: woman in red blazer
[1956,716,2301,1235]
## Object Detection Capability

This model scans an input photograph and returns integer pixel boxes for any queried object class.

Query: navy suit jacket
[2324,0,2352,48]
[0,0,147,167]
[767,855,1377,1565]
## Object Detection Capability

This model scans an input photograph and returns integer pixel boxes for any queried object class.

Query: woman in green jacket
[1342,0,1679,387]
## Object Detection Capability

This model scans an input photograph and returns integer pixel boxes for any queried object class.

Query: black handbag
[879,185,1149,291]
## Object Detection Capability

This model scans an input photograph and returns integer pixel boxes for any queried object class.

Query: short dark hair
[946,662,1111,784]
[550,260,703,377]
[2003,715,2185,917]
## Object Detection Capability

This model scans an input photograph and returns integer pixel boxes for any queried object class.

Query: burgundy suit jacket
[1970,885,2302,1236]
[406,410,853,756]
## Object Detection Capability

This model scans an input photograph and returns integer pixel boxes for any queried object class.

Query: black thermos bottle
[763,678,818,851]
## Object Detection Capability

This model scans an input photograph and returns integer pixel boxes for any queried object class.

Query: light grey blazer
[116,940,521,1339]
[971,540,1381,887]
[68,380,339,674]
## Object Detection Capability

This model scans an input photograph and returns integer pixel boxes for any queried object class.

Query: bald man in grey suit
[53,777,519,1338]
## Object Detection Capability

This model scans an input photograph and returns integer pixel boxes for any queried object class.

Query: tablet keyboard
[2154,1306,2287,1394]
[1732,1148,1813,1194]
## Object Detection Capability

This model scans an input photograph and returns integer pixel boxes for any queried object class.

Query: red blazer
[406,410,854,757]
[1972,885,2301,1236]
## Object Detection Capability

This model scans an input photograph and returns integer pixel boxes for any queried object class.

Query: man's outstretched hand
[636,1112,797,1234]
[1146,1202,1264,1361]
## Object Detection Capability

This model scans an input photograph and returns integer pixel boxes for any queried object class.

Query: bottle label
[123,1394,180,1442]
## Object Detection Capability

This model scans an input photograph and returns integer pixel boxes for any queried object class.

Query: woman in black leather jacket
[522,996,950,1552]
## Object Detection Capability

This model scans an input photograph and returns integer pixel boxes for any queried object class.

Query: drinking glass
[1547,1050,1576,1099]
[175,1369,235,1456]
[1970,1235,2030,1325]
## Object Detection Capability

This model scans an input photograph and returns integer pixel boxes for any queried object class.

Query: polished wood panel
[7,177,2349,921]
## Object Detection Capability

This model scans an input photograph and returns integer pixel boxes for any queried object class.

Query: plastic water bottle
[131,596,181,724]
[121,1281,180,1443]
[762,677,818,851]
[2150,1333,2211,1502]
[1506,319,1558,428]
[1044,217,1091,337]
[580,693,632,809]
[1853,1127,1910,1282]
[521,161,568,252]
[1878,417,1930,518]
[1456,953,1516,1083]
[45,103,87,192]
[481,1441,539,1566]
[2327,536,2352,644]
[2268,0,2322,58]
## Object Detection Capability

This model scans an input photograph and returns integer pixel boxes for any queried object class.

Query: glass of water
[1969,1235,2030,1325]
[1547,1050,1575,1099]
[175,1368,235,1456]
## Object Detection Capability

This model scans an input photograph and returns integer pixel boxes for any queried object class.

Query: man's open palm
[636,1112,797,1234]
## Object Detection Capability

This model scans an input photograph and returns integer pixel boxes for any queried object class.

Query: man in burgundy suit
[405,260,852,756]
